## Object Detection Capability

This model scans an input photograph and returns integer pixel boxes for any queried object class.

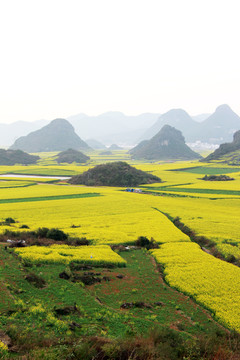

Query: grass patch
[1,245,240,358]
[89,249,222,337]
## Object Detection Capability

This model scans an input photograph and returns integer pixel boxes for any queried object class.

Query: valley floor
[1,155,240,358]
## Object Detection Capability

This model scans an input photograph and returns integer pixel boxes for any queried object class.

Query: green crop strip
[171,167,240,175]
[0,193,101,204]
[141,187,240,196]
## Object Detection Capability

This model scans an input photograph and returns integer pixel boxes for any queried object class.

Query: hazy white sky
[0,0,240,123]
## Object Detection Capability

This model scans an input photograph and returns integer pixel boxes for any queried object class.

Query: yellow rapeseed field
[216,243,240,259]
[0,184,189,244]
[2,160,240,333]
[14,244,126,267]
[0,180,35,188]
[151,243,240,332]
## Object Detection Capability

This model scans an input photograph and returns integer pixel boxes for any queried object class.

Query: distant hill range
[203,130,240,163]
[1,112,160,148]
[10,119,90,153]
[56,149,90,164]
[139,105,240,145]
[0,149,40,165]
[67,112,160,145]
[68,161,161,187]
[130,125,201,161]
[2,105,240,148]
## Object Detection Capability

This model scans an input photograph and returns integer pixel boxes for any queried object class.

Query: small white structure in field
[134,189,142,193]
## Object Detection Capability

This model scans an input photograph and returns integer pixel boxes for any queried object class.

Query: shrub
[20,224,29,229]
[5,217,15,224]
[202,174,234,181]
[2,229,36,241]
[46,228,67,241]
[4,229,21,238]
[68,237,90,246]
[226,254,236,263]
[135,236,159,250]
[136,236,150,247]
[35,227,68,241]
[36,227,49,238]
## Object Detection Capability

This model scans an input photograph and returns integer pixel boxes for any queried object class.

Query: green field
[0,246,227,359]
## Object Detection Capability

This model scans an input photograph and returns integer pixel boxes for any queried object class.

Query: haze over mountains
[1,105,240,149]
[0,120,49,147]
[192,105,240,144]
[0,112,159,148]
[140,105,240,145]
[10,119,90,152]
[67,112,160,146]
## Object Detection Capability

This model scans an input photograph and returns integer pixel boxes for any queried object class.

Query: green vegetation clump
[2,227,68,243]
[135,236,159,250]
[5,217,16,225]
[56,148,90,164]
[201,174,234,181]
[0,149,40,165]
[46,228,68,241]
[20,224,29,229]
[68,161,161,186]
[35,227,68,241]
[2,228,92,247]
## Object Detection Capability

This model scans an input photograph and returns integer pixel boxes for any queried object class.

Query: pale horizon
[0,0,239,123]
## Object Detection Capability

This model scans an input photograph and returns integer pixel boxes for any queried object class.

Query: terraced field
[14,244,127,267]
